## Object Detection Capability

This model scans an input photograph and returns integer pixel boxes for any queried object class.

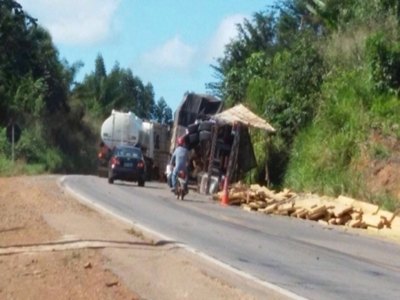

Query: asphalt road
[61,175,400,300]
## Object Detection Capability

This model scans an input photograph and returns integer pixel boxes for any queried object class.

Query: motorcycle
[175,170,188,200]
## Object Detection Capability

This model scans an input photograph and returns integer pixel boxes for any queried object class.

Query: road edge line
[58,176,308,300]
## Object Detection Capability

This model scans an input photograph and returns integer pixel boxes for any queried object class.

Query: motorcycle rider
[170,135,189,193]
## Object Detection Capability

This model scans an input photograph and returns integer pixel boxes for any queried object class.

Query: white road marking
[59,176,308,300]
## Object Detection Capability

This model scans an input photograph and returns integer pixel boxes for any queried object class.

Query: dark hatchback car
[108,145,146,186]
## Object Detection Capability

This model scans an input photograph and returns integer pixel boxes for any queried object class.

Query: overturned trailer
[207,104,276,194]
[171,101,275,194]
[170,93,275,194]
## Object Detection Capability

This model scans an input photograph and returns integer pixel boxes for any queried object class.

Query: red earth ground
[0,175,287,300]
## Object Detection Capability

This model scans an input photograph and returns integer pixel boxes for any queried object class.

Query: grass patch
[0,156,46,176]
[370,143,391,160]
[285,69,371,198]
[373,193,399,212]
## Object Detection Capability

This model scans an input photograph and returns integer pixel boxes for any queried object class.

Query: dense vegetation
[0,0,172,175]
[2,0,400,208]
[208,0,400,208]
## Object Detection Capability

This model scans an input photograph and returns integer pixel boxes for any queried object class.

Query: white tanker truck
[97,110,171,180]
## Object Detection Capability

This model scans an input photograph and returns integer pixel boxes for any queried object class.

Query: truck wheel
[187,123,199,134]
[199,130,212,141]
[199,121,213,131]
[188,132,199,145]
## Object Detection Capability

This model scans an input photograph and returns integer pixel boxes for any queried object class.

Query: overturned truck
[170,93,275,195]
[170,92,223,152]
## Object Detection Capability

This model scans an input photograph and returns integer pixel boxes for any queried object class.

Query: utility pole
[11,123,15,163]
[6,120,21,163]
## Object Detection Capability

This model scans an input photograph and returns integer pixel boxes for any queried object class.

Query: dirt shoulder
[0,175,286,300]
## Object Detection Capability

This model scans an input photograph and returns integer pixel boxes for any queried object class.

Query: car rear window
[115,147,141,158]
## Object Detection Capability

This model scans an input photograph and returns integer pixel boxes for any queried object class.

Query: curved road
[61,175,400,300]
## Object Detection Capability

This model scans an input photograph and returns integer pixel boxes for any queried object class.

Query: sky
[19,0,274,112]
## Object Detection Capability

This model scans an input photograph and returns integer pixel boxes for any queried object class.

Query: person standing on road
[170,136,189,193]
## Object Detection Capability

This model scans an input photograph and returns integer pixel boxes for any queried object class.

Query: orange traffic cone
[220,176,229,206]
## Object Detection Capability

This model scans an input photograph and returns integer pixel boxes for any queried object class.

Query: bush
[15,125,47,163]
[0,154,46,176]
[1,124,63,173]
[284,69,370,197]
[39,147,63,172]
[0,127,8,156]
[366,32,400,93]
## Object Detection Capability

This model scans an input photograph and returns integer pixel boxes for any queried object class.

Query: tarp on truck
[212,104,276,177]
[212,104,275,132]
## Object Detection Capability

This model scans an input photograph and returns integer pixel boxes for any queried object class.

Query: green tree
[141,83,155,120]
[163,106,173,125]
[153,97,173,124]
[206,0,328,186]
[94,53,106,79]
[0,1,97,172]
[1,0,66,123]
[74,57,156,120]
[366,33,400,93]
[0,0,37,124]
[207,11,277,105]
